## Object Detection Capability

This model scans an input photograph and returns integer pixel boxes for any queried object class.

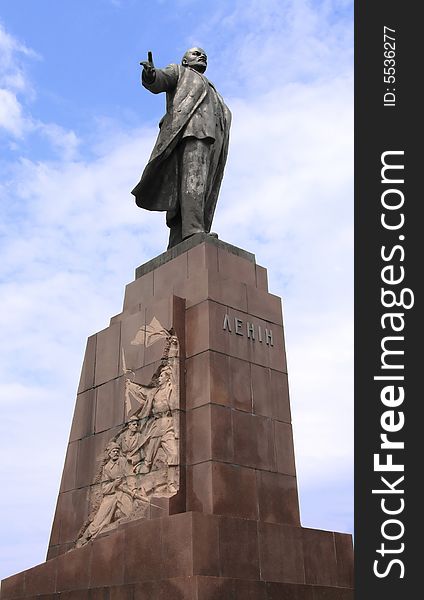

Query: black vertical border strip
[355,1,420,598]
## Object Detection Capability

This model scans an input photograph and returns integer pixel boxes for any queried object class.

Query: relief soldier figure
[117,416,144,474]
[134,365,178,493]
[75,321,180,547]
[76,443,137,547]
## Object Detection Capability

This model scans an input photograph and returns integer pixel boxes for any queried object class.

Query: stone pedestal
[1,234,353,599]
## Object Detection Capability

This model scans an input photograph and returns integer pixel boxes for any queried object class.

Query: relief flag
[131,317,170,347]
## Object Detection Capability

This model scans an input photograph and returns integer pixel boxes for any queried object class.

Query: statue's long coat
[131,64,231,232]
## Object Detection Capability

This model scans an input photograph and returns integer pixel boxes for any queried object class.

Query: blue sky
[0,0,353,580]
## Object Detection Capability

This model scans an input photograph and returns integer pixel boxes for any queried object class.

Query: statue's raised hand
[140,51,155,83]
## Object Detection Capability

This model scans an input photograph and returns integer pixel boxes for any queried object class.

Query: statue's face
[128,420,138,431]
[108,447,120,461]
[182,47,207,73]
[158,370,169,385]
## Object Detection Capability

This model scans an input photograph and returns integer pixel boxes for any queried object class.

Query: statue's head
[128,416,139,431]
[106,442,120,460]
[181,47,207,73]
[158,365,172,386]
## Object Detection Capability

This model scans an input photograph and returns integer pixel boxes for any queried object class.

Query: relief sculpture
[76,318,180,547]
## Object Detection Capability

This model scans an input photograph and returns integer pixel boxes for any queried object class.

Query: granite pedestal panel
[1,234,353,599]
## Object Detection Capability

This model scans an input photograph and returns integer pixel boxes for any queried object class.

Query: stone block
[59,592,89,600]
[208,270,248,312]
[24,560,57,597]
[246,286,283,326]
[186,351,232,410]
[185,301,211,358]
[270,369,291,422]
[223,307,280,370]
[192,513,220,577]
[187,241,218,277]
[233,579,267,600]
[69,388,96,442]
[75,429,117,489]
[274,421,296,476]
[210,405,234,463]
[161,512,193,578]
[195,576,234,600]
[152,252,188,299]
[258,522,305,584]
[123,270,154,312]
[302,529,338,587]
[337,589,354,600]
[229,356,251,411]
[109,585,135,600]
[94,377,125,434]
[255,265,268,291]
[186,404,211,465]
[334,533,354,588]
[251,365,291,423]
[268,324,287,373]
[217,246,256,287]
[59,441,78,493]
[0,573,25,599]
[209,352,231,407]
[57,487,89,545]
[78,334,97,394]
[266,582,314,600]
[257,470,300,526]
[134,577,196,600]
[186,351,211,410]
[218,516,259,580]
[232,410,275,471]
[187,462,213,514]
[174,268,209,309]
[55,543,92,592]
[94,323,121,387]
[312,586,345,600]
[124,518,164,583]
[89,529,125,588]
[186,404,233,465]
[212,462,258,520]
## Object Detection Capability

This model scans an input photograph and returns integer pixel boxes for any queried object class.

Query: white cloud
[188,0,352,96]
[33,122,81,161]
[0,88,25,136]
[0,22,37,82]
[0,22,38,137]
[0,22,81,155]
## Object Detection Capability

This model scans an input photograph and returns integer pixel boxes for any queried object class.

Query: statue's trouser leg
[166,215,182,249]
[116,490,134,517]
[81,494,117,542]
[143,435,161,467]
[166,137,213,249]
[161,429,178,466]
[161,430,179,490]
[180,137,212,241]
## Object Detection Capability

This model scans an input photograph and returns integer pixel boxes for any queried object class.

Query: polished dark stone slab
[135,233,256,279]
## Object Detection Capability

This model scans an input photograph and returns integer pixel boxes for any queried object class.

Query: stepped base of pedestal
[1,511,353,600]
